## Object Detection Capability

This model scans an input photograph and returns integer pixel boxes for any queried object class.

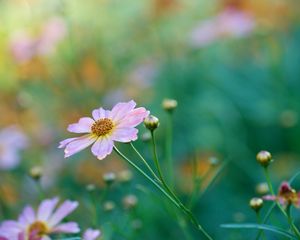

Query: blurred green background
[0,0,300,239]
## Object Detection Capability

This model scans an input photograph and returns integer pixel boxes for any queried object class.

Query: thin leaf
[289,170,300,184]
[221,223,297,239]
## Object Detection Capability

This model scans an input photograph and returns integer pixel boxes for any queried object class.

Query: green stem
[255,212,267,240]
[286,204,300,239]
[113,146,213,240]
[88,190,100,227]
[129,142,161,183]
[149,132,213,240]
[263,167,300,239]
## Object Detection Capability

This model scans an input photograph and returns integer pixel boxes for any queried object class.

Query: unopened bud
[117,170,133,183]
[103,201,116,212]
[86,184,96,192]
[29,166,43,181]
[144,115,159,131]
[256,151,272,167]
[249,197,263,212]
[255,182,269,195]
[162,99,177,113]
[141,132,151,142]
[103,172,116,186]
[123,194,138,210]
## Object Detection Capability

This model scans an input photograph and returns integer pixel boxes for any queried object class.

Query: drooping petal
[63,134,97,158]
[111,128,138,142]
[37,197,59,221]
[91,137,114,160]
[48,200,78,227]
[58,137,78,148]
[18,206,35,225]
[52,222,80,233]
[110,100,136,123]
[116,108,149,128]
[67,117,94,133]
[83,228,101,240]
[262,195,277,201]
[92,108,110,121]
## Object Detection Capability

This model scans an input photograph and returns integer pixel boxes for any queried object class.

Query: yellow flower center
[91,118,114,136]
[28,221,48,236]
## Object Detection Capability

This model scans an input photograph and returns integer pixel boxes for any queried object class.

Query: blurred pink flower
[189,8,255,47]
[10,31,37,63]
[37,17,67,56]
[263,181,300,208]
[83,228,101,240]
[0,197,79,240]
[59,100,149,160]
[10,17,67,63]
[0,126,29,170]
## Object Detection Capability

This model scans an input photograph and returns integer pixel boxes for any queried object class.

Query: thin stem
[255,212,267,240]
[113,146,213,240]
[263,167,300,239]
[129,142,161,183]
[113,146,180,209]
[286,204,300,239]
[149,132,213,240]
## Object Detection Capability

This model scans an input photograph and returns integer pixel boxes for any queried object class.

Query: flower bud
[122,194,138,210]
[86,184,96,192]
[249,197,263,212]
[144,115,159,131]
[141,132,151,142]
[29,166,43,181]
[117,170,133,183]
[103,201,116,212]
[256,151,272,167]
[103,172,116,186]
[255,182,269,195]
[162,99,177,113]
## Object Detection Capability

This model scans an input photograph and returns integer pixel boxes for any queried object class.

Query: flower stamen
[91,118,114,136]
[28,221,48,236]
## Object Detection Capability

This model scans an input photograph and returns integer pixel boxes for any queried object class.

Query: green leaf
[221,223,297,239]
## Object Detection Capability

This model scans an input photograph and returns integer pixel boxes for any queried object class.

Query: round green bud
[249,197,263,212]
[162,99,177,112]
[256,150,272,167]
[144,115,159,131]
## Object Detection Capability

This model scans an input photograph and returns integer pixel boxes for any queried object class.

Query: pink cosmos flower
[0,197,79,240]
[263,181,300,208]
[59,100,149,160]
[83,228,101,240]
[0,126,29,170]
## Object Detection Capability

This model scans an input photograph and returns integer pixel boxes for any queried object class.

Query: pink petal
[91,137,114,160]
[0,220,22,234]
[67,117,94,133]
[262,195,276,201]
[37,197,59,221]
[110,100,136,123]
[83,228,101,240]
[48,200,78,227]
[63,134,97,158]
[117,108,149,128]
[18,206,35,225]
[52,222,80,233]
[58,137,78,148]
[92,108,110,121]
[111,128,138,143]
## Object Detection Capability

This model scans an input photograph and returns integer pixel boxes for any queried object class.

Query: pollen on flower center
[28,221,48,236]
[91,118,114,136]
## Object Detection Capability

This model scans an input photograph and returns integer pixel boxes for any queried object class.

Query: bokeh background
[1,0,300,239]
